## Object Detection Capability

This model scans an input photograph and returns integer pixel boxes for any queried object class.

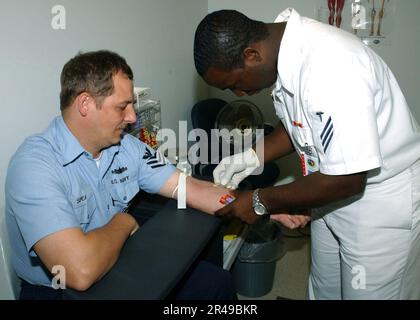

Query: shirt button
[123,196,127,201]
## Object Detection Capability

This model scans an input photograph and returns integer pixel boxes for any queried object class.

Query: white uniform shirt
[272,8,420,184]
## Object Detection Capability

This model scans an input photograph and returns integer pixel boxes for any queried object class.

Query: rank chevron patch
[320,116,334,153]
[142,148,167,169]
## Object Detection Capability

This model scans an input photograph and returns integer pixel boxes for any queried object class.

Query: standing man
[194,8,420,299]
[6,50,235,299]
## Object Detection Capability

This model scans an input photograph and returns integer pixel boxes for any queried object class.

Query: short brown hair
[59,50,133,110]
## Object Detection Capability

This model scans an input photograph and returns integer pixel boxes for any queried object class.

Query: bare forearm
[186,177,231,214]
[255,123,294,163]
[158,170,231,214]
[260,171,367,213]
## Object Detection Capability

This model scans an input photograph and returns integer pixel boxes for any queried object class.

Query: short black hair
[60,50,133,111]
[194,10,269,76]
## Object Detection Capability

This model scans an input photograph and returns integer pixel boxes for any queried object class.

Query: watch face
[254,204,267,216]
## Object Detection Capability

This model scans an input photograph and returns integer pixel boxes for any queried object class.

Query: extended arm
[260,171,367,212]
[215,171,367,224]
[158,170,231,214]
[257,122,295,162]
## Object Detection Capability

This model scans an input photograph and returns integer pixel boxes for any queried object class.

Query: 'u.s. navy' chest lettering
[110,175,130,184]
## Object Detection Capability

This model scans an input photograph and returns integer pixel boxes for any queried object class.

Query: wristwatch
[252,188,268,216]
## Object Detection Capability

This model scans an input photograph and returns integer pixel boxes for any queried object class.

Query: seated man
[5,50,235,300]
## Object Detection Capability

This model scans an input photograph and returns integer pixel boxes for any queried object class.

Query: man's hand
[127,214,140,236]
[270,212,311,229]
[214,190,311,228]
[215,190,261,225]
[213,148,260,189]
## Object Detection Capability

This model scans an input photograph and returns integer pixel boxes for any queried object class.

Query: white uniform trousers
[307,160,420,299]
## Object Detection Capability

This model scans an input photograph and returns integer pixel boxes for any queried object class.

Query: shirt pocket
[109,181,140,213]
[71,190,96,227]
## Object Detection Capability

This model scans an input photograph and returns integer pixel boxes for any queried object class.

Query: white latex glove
[213,148,260,189]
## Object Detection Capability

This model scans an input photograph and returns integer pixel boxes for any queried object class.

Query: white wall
[0,0,208,214]
[208,0,420,180]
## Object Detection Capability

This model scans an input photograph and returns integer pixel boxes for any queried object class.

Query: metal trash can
[232,218,285,297]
